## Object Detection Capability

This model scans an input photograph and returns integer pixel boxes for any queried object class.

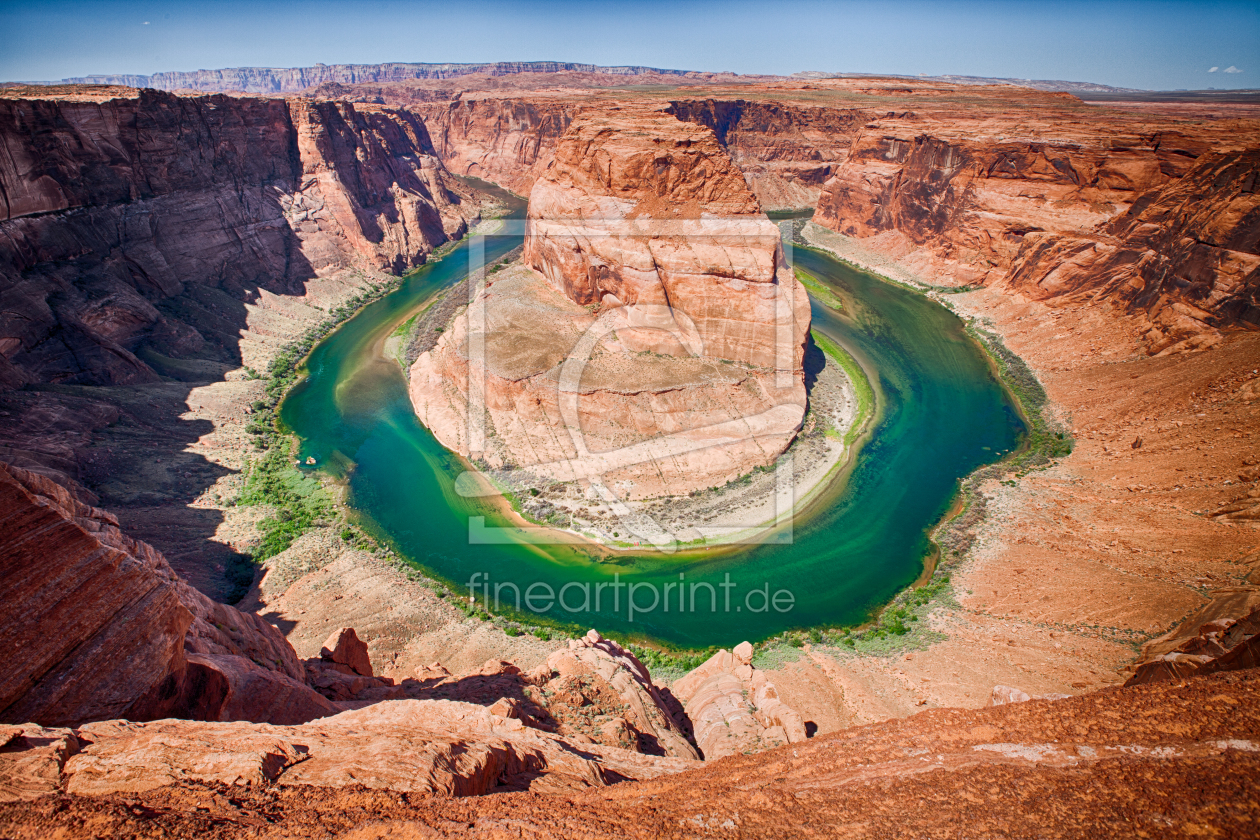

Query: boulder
[0,724,80,803]
[671,643,806,760]
[1127,605,1260,687]
[990,685,1032,706]
[531,631,699,760]
[178,654,338,725]
[320,627,374,677]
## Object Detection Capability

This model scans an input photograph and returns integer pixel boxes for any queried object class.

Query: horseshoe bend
[409,106,813,511]
[1,14,1260,838]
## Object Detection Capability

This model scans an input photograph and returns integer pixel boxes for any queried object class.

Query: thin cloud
[1209,66,1219,72]
[1223,66,1243,73]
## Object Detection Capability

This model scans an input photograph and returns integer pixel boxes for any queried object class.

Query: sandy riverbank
[395,257,870,552]
[752,224,1260,736]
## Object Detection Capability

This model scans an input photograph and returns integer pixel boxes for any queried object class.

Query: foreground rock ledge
[2,670,1256,838]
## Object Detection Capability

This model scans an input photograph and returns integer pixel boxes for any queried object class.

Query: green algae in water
[280,208,1024,647]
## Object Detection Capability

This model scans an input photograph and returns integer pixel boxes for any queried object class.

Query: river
[280,204,1024,648]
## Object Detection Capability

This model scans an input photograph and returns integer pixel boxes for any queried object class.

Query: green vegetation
[965,323,1073,471]
[810,329,875,447]
[224,274,410,601]
[390,313,419,339]
[627,644,721,684]
[237,448,332,562]
[794,266,846,311]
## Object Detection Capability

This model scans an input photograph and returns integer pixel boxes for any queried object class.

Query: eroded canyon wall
[410,107,810,500]
[0,461,334,727]
[376,82,1257,351]
[59,61,695,94]
[811,106,1259,350]
[0,87,474,392]
[665,98,862,210]
[409,97,578,194]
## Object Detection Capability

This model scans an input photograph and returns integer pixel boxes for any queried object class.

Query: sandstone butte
[0,73,1259,838]
[409,106,810,500]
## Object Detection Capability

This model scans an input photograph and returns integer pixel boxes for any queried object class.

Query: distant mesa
[41,61,698,94]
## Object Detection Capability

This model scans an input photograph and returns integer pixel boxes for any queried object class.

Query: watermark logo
[453,218,805,552]
[465,571,796,622]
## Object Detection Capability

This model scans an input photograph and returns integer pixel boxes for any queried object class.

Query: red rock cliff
[410,107,810,501]
[524,106,810,373]
[0,462,333,728]
[808,92,1259,348]
[0,87,476,391]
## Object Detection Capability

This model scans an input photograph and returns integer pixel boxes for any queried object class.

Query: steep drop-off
[0,87,472,393]
[0,85,486,596]
[0,461,334,727]
[807,90,1259,349]
[330,79,1258,347]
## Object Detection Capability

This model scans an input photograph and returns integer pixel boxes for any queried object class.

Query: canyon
[1,69,1258,837]
[409,105,811,504]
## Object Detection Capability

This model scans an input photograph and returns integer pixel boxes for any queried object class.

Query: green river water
[280,206,1025,648]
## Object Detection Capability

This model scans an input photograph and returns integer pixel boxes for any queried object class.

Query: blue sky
[1,0,1255,90]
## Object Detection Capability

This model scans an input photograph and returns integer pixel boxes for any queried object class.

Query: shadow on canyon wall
[0,90,466,601]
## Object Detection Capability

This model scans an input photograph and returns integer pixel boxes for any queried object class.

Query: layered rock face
[530,630,698,760]
[2,699,693,804]
[5,669,1258,835]
[413,97,578,193]
[59,62,696,94]
[523,107,808,370]
[0,462,700,797]
[376,80,1257,349]
[670,641,806,760]
[0,88,473,393]
[410,108,810,499]
[0,462,333,727]
[811,100,1259,349]
[666,98,862,210]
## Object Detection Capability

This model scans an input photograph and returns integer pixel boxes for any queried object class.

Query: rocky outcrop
[0,699,692,804]
[670,641,806,760]
[409,97,578,193]
[809,96,1258,349]
[319,627,374,677]
[0,461,193,726]
[529,630,698,760]
[304,631,699,761]
[410,107,810,500]
[0,87,474,394]
[12,660,1256,837]
[989,685,1071,706]
[1126,605,1260,686]
[0,462,332,727]
[523,107,807,365]
[998,148,1260,352]
[666,99,862,210]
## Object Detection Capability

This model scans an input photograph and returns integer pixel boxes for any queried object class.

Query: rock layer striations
[410,107,810,501]
[0,87,474,394]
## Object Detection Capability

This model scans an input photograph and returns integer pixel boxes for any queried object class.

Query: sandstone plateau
[1,70,1259,838]
[3,671,1258,837]
[409,106,810,501]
